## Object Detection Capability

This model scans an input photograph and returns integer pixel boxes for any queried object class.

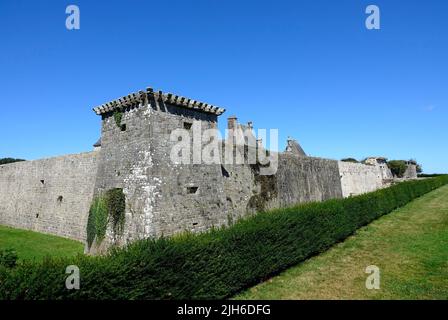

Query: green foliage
[113,111,123,128]
[0,249,18,269]
[87,196,109,248]
[418,173,443,178]
[87,189,125,248]
[1,176,447,300]
[105,188,126,235]
[341,158,359,163]
[0,158,25,165]
[388,160,408,177]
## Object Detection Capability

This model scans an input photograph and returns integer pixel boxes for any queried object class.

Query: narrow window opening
[120,124,127,131]
[36,214,39,218]
[187,186,198,194]
[221,165,230,178]
[40,180,45,184]
[57,196,63,203]
[192,222,198,226]
[183,122,192,130]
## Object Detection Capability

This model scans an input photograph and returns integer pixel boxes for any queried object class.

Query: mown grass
[236,185,448,300]
[0,225,84,262]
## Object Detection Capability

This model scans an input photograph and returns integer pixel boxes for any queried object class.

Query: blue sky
[0,0,446,173]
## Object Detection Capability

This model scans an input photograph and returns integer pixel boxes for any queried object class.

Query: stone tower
[90,87,229,251]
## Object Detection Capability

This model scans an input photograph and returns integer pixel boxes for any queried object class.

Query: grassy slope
[236,185,448,300]
[0,225,84,262]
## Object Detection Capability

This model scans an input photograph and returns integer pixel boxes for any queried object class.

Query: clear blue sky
[0,0,447,173]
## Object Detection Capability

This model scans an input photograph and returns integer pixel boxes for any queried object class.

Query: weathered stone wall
[94,98,348,250]
[338,161,384,197]
[93,99,229,249]
[0,152,98,241]
[0,90,409,250]
[222,152,343,219]
[274,154,343,206]
[378,163,394,181]
[145,101,228,239]
[403,164,418,179]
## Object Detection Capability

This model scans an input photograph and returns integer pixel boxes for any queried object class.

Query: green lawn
[0,225,84,262]
[236,185,448,300]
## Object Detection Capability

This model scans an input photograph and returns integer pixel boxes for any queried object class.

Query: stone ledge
[93,87,226,116]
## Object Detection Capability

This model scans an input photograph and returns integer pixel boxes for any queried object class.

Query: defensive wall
[0,152,98,241]
[0,86,415,251]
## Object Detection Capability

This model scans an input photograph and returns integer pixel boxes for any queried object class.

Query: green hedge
[1,176,447,300]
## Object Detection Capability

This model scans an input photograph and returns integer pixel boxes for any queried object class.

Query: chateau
[0,87,417,253]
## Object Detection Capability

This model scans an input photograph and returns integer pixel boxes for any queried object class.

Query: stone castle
[0,87,418,252]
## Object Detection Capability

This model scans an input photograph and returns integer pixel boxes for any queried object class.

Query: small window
[36,214,39,218]
[187,186,198,194]
[221,165,230,178]
[120,124,127,131]
[192,222,198,226]
[57,196,63,203]
[40,180,45,184]
[183,122,192,130]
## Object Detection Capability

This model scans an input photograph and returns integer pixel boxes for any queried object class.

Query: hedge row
[1,176,447,300]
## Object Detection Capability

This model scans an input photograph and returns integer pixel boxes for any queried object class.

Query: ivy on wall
[86,196,108,248]
[87,188,126,249]
[106,188,126,236]
[113,110,123,128]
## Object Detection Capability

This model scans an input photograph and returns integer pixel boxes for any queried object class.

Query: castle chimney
[227,116,237,130]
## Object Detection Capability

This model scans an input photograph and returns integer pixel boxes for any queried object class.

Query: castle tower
[90,87,228,252]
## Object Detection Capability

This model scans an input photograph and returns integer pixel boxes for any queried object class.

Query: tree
[0,158,25,165]
[341,158,359,163]
[387,160,407,178]
[416,164,423,174]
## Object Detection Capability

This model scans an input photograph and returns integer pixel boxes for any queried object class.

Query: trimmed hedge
[1,176,447,300]
[0,249,17,269]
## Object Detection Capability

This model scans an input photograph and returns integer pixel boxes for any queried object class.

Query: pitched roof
[285,138,307,157]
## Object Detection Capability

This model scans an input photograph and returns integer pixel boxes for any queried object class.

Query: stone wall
[93,99,229,250]
[0,88,408,250]
[94,97,348,250]
[338,161,384,197]
[222,152,343,219]
[0,152,98,241]
[403,164,418,179]
[274,154,343,206]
